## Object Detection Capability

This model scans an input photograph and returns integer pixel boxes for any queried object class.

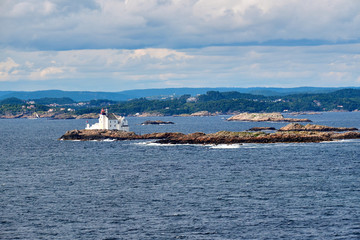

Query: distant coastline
[1,88,360,119]
[0,110,356,120]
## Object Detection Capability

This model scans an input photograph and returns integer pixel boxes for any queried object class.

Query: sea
[1,112,360,240]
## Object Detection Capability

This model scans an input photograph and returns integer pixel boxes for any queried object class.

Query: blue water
[1,113,360,239]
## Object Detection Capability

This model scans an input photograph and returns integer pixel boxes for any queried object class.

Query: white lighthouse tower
[86,109,129,132]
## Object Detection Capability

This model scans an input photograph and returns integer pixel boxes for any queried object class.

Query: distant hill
[0,91,15,98]
[2,88,360,116]
[0,87,358,101]
[0,97,25,105]
[120,87,347,98]
[30,97,75,105]
[0,90,130,102]
[245,87,340,96]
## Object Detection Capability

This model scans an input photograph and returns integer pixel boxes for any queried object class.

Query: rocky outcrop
[0,112,83,119]
[141,120,175,125]
[45,113,93,119]
[175,111,220,117]
[142,132,185,139]
[0,113,25,119]
[59,127,360,144]
[247,127,276,131]
[49,113,76,120]
[156,131,360,144]
[227,112,311,122]
[76,113,99,119]
[289,112,322,116]
[279,123,358,132]
[190,111,213,116]
[60,129,141,141]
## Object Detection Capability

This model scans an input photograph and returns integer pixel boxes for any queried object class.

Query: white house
[86,109,129,132]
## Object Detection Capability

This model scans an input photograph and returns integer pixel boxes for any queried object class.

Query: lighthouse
[86,109,129,131]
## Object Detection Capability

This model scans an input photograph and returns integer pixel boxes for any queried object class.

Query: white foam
[134,141,207,147]
[323,139,360,143]
[134,141,175,146]
[210,144,242,149]
[102,139,116,142]
[85,139,117,142]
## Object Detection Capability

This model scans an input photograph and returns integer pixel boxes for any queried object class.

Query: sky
[1,0,360,91]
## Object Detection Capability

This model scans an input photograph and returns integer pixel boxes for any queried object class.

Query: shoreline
[59,124,360,145]
[1,110,359,120]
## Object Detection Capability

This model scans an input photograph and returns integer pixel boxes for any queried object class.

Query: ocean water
[1,113,360,239]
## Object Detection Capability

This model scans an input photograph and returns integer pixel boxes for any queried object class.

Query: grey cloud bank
[2,0,360,50]
[1,0,360,90]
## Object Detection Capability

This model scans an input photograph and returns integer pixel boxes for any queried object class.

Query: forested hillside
[78,89,360,115]
[1,89,360,117]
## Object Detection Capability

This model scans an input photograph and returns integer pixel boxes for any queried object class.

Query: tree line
[1,89,360,116]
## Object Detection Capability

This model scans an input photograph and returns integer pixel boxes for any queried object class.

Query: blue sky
[1,0,360,91]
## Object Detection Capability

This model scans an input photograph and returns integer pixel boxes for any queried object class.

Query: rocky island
[247,127,276,131]
[0,112,100,119]
[174,111,218,117]
[141,120,175,125]
[278,123,358,132]
[227,112,311,122]
[59,123,360,144]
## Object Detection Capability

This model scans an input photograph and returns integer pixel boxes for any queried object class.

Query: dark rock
[247,127,276,131]
[59,129,140,141]
[142,132,185,139]
[141,120,175,125]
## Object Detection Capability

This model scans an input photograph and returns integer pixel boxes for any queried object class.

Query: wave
[210,144,242,149]
[135,141,195,147]
[135,141,242,149]
[101,139,116,142]
[133,139,360,149]
[322,139,360,143]
[135,141,172,146]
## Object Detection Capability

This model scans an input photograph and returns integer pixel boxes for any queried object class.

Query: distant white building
[186,97,197,103]
[86,109,129,132]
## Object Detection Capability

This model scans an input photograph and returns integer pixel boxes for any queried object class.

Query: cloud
[7,1,56,17]
[2,43,360,90]
[127,73,187,81]
[126,48,192,61]
[29,66,65,80]
[0,57,20,81]
[0,48,194,85]
[1,0,360,50]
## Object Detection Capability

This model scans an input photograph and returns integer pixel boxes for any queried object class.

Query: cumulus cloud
[2,44,360,90]
[1,0,360,50]
[2,1,360,90]
[29,66,65,80]
[0,48,194,85]
[0,57,20,81]
[126,48,192,61]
